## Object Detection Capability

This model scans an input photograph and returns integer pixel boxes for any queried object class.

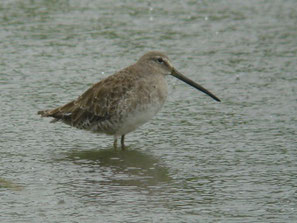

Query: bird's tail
[37,101,75,123]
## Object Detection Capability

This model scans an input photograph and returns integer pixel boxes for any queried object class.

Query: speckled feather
[38,52,169,136]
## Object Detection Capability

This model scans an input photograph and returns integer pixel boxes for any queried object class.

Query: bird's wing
[38,67,138,126]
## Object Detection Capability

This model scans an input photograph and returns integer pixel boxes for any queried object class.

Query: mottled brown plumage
[38,51,220,149]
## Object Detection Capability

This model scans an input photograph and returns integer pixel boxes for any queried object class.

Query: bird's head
[137,51,221,102]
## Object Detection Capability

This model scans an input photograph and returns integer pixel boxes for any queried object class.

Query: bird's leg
[121,135,126,150]
[113,136,118,150]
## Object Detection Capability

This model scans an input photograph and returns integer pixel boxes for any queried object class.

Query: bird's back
[38,63,168,135]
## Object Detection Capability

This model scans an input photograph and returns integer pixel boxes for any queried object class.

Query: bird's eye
[156,58,164,64]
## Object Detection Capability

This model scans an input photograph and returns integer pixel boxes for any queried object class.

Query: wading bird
[38,51,220,149]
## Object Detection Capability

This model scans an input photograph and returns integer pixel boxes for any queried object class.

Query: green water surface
[1,0,296,222]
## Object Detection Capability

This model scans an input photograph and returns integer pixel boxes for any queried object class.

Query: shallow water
[1,0,296,222]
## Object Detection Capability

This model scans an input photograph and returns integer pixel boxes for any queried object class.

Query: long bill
[171,68,221,102]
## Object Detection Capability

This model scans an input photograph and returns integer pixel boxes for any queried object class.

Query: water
[1,0,296,222]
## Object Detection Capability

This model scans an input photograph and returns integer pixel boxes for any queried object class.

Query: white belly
[115,101,164,136]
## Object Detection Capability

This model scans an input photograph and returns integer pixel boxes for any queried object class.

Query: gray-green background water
[1,0,296,222]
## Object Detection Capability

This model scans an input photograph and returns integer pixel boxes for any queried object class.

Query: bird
[38,51,220,150]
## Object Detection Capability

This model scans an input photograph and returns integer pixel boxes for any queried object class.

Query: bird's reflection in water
[64,147,171,188]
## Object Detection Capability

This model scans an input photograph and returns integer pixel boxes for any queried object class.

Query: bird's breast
[114,75,168,136]
[115,98,165,136]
